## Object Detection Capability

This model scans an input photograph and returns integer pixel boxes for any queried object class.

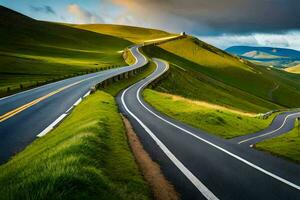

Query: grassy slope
[285,64,300,74]
[0,6,132,94]
[73,24,173,43]
[143,37,300,110]
[0,91,151,200]
[0,53,157,199]
[256,120,300,163]
[144,89,273,138]
[143,47,282,112]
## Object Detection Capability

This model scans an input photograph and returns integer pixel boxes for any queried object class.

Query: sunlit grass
[73,24,174,43]
[285,64,300,74]
[0,91,151,200]
[143,89,274,139]
[256,120,300,163]
[0,11,133,96]
[143,37,300,109]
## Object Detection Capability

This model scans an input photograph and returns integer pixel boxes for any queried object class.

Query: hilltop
[143,37,300,111]
[72,24,174,43]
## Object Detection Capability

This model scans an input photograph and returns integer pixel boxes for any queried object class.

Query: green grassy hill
[0,91,151,200]
[0,6,132,96]
[73,24,174,43]
[144,89,274,138]
[143,36,300,112]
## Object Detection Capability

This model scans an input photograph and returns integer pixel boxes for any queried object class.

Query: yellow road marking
[0,76,96,123]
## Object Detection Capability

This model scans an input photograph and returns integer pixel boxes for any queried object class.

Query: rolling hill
[143,37,300,112]
[226,46,300,68]
[0,6,132,96]
[72,24,174,43]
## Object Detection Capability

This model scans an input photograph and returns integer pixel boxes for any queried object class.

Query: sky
[1,0,300,50]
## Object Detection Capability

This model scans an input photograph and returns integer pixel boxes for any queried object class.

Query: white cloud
[200,31,300,51]
[67,4,103,24]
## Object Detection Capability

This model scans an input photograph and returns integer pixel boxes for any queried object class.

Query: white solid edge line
[135,59,300,192]
[37,113,68,137]
[34,45,145,138]
[34,45,143,138]
[238,112,300,144]
[121,61,219,200]
[65,106,74,113]
[73,98,82,106]
[83,90,91,98]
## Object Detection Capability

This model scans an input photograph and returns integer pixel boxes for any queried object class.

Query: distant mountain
[242,51,283,59]
[226,46,300,68]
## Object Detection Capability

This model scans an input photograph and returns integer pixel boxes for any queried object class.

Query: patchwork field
[285,64,300,74]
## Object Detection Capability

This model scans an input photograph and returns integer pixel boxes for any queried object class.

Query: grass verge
[143,89,274,139]
[0,91,151,200]
[256,120,300,163]
[122,115,179,200]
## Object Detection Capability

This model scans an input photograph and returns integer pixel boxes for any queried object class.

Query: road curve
[0,45,147,164]
[231,111,300,146]
[117,58,300,200]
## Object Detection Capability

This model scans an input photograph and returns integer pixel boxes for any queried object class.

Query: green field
[256,120,300,163]
[73,24,174,43]
[0,91,151,200]
[0,54,159,199]
[143,37,300,111]
[0,6,132,96]
[144,89,274,138]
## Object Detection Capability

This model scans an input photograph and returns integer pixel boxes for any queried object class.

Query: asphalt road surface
[1,39,300,199]
[0,45,147,164]
[117,58,300,200]
[231,111,300,146]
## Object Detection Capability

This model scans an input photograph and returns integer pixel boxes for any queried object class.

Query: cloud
[30,5,56,15]
[67,4,104,24]
[108,0,300,35]
[200,31,300,51]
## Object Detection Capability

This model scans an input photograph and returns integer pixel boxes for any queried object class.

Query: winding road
[118,58,300,199]
[1,39,300,199]
[232,111,300,146]
[0,45,147,164]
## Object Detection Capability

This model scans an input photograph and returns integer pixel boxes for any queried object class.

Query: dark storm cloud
[111,0,300,35]
[30,5,56,15]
